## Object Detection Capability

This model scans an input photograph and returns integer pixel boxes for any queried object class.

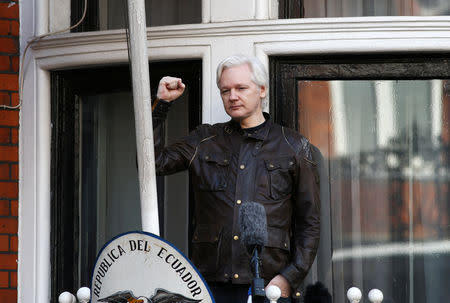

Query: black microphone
[239,202,268,301]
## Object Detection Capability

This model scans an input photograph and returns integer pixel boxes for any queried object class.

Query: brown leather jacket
[153,100,320,298]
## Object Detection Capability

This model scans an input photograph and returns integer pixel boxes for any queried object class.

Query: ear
[259,85,267,99]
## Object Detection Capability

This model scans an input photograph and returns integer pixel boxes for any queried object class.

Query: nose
[229,88,238,101]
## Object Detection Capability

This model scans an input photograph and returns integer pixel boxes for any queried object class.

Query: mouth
[229,105,242,110]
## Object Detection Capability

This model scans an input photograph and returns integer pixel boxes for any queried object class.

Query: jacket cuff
[152,98,172,120]
[280,264,303,299]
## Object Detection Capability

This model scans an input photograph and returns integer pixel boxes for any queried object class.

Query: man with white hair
[152,55,320,302]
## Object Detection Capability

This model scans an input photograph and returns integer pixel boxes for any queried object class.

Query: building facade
[0,0,19,301]
[2,0,450,302]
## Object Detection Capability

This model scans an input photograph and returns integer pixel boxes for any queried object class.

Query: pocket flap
[192,224,222,243]
[200,152,230,166]
[265,226,290,251]
[264,157,295,171]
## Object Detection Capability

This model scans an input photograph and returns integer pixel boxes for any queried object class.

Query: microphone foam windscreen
[239,202,268,249]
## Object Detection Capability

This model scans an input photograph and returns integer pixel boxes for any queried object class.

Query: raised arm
[151,77,204,176]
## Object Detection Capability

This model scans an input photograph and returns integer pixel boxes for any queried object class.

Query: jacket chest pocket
[197,152,230,191]
[264,157,295,200]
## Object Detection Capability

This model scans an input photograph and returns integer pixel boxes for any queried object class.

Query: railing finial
[347,287,362,303]
[368,288,384,303]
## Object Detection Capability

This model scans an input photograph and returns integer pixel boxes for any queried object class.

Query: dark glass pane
[297,78,450,303]
[71,0,202,32]
[51,61,201,298]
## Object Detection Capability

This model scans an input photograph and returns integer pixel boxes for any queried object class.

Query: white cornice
[29,17,450,73]
[32,17,450,52]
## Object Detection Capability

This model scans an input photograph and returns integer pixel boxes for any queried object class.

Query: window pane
[301,0,450,17]
[98,0,202,30]
[51,62,201,297]
[81,93,142,247]
[78,90,194,284]
[298,79,450,302]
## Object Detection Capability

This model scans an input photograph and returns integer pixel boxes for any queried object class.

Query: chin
[226,110,246,120]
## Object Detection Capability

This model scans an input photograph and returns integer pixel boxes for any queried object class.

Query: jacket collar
[224,112,272,141]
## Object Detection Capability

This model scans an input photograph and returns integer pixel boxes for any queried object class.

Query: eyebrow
[220,83,249,89]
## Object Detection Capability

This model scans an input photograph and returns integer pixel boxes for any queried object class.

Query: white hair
[216,54,269,107]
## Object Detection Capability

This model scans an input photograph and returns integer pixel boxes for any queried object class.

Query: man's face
[219,64,266,124]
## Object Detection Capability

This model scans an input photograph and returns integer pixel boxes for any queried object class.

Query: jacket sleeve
[280,139,321,298]
[152,98,205,175]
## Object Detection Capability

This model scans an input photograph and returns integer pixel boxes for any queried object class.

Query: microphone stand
[250,247,265,303]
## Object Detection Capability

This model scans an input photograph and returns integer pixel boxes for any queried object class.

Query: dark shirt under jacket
[152,100,321,300]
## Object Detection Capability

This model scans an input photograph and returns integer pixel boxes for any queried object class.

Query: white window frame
[19,1,450,301]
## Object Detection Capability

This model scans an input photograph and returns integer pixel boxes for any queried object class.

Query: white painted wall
[19,0,51,302]
[204,0,277,22]
[210,0,256,22]
[49,0,70,32]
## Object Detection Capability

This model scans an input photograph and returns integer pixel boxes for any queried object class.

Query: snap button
[205,155,209,160]
[233,235,239,240]
[269,164,274,168]
[295,292,301,297]
[236,200,242,205]
[234,274,239,279]
[240,164,245,169]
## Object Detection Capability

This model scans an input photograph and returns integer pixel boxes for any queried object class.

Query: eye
[221,89,230,95]
[239,86,248,91]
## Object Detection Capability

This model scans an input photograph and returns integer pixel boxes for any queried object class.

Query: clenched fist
[156,76,186,102]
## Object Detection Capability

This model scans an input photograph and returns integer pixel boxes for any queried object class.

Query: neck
[239,112,265,129]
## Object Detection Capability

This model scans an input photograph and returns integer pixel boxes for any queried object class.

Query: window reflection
[301,0,450,17]
[298,79,450,303]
